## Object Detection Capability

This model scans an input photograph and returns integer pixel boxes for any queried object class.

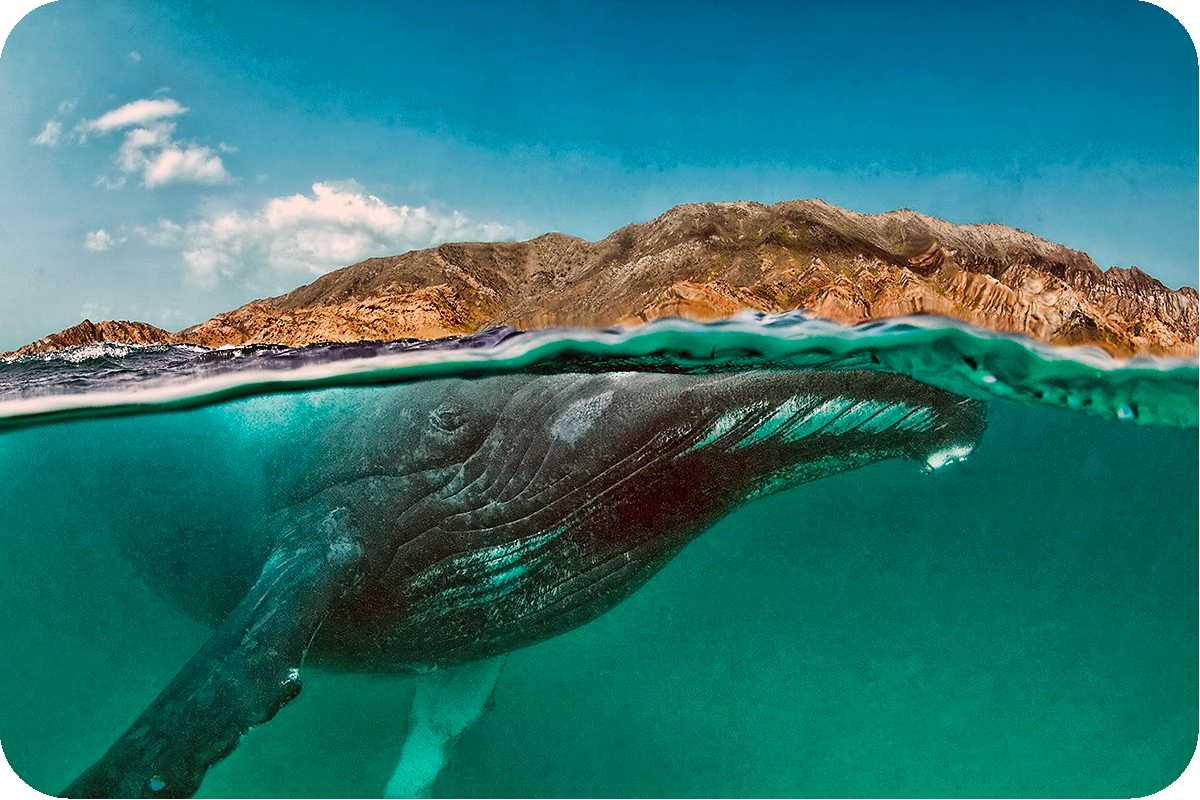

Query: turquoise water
[0,315,1196,797]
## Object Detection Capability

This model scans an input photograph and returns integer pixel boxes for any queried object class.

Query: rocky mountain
[8,200,1198,358]
[13,319,181,355]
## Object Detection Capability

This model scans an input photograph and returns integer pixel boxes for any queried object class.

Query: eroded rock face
[487,201,1196,358]
[10,200,1198,358]
[10,320,180,356]
[179,286,474,348]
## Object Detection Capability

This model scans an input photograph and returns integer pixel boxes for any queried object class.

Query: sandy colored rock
[10,200,1198,358]
[179,286,474,347]
[11,319,180,356]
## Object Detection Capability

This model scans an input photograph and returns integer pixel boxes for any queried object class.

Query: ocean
[0,313,1195,798]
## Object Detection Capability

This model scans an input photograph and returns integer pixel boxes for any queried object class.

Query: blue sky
[0,0,1196,351]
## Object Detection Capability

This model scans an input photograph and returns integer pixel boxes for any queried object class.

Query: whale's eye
[430,406,466,433]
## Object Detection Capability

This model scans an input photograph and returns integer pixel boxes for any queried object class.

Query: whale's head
[324,368,984,499]
[423,368,985,565]
[310,368,986,668]
[391,369,987,540]
[504,368,986,498]
[666,368,987,485]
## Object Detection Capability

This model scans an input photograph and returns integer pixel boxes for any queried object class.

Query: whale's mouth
[923,443,975,472]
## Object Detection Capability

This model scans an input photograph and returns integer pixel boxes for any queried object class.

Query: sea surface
[0,312,1196,798]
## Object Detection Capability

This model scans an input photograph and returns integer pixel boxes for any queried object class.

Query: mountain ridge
[8,199,1197,358]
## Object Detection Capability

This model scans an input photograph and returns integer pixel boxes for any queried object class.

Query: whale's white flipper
[384,656,507,798]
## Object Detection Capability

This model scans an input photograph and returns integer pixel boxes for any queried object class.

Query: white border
[0,1,1196,798]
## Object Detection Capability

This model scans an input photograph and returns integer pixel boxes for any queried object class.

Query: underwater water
[0,314,1196,798]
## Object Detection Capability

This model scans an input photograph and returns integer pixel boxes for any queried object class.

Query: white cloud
[82,98,187,134]
[143,143,231,187]
[128,50,142,63]
[136,218,184,247]
[31,101,76,147]
[95,174,127,191]
[116,122,174,172]
[138,182,516,286]
[111,121,231,187]
[80,302,114,321]
[84,229,120,252]
[31,119,62,146]
[75,99,231,188]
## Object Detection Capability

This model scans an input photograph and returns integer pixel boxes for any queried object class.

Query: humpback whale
[61,369,985,798]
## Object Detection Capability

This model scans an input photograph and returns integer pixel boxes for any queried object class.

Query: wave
[0,313,1195,431]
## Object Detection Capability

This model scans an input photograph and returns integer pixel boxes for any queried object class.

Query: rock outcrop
[179,286,474,348]
[11,319,180,356]
[9,200,1198,358]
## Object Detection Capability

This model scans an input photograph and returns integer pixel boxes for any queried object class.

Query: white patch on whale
[727,396,941,448]
[895,406,937,432]
[407,527,569,620]
[740,394,821,446]
[549,390,615,444]
[923,443,975,471]
[681,401,767,455]
[854,401,924,433]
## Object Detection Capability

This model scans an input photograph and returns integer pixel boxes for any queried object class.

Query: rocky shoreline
[9,200,1197,359]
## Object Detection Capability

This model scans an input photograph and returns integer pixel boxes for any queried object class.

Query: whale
[61,368,985,798]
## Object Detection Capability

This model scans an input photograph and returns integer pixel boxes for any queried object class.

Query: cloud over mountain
[139,181,515,285]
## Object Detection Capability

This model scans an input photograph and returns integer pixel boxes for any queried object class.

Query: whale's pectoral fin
[62,508,364,799]
[383,655,507,799]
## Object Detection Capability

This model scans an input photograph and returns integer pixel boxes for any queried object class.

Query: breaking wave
[1,312,1195,430]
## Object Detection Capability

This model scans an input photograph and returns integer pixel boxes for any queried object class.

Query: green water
[0,394,1194,797]
[0,319,1196,797]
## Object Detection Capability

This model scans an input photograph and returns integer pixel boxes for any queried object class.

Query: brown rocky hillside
[10,200,1198,358]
